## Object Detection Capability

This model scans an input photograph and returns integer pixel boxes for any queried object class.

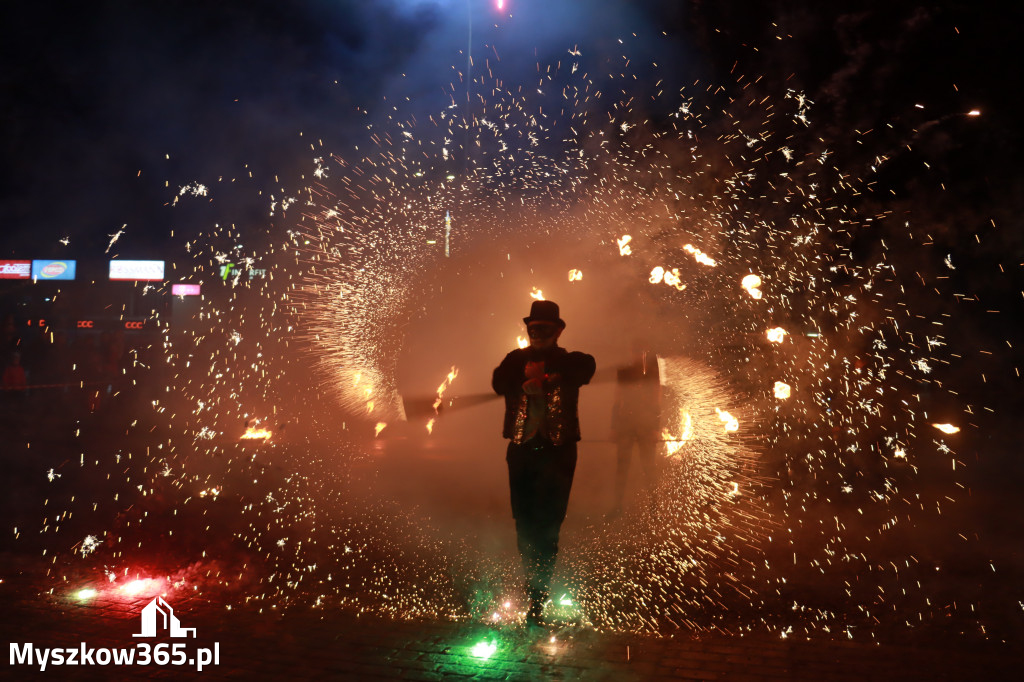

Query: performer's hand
[522,378,544,395]
[524,361,545,380]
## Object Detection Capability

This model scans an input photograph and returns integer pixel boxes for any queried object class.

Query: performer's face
[527,322,561,349]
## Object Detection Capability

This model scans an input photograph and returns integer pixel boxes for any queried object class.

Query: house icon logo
[133,597,197,638]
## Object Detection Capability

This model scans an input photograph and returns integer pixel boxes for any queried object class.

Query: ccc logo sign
[125,321,145,330]
[76,320,94,329]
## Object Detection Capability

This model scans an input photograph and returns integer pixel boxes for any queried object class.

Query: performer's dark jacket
[492,346,596,445]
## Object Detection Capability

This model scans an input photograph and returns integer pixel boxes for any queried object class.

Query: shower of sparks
[25,27,1011,646]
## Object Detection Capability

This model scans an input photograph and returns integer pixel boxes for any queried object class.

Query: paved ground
[1,564,1018,681]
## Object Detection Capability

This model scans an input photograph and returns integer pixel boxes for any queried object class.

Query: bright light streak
[76,588,97,601]
[932,423,960,434]
[967,110,981,116]
[374,422,387,437]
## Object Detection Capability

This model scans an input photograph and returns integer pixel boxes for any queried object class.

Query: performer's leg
[611,434,634,515]
[636,435,659,511]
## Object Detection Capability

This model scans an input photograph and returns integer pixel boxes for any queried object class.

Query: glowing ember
[715,407,739,432]
[649,266,665,284]
[517,336,529,349]
[932,423,960,434]
[617,234,632,256]
[425,418,435,435]
[530,287,544,300]
[741,274,763,299]
[773,381,791,399]
[568,268,583,282]
[374,422,387,437]
[766,327,787,343]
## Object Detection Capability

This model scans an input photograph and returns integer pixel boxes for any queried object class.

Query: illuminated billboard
[0,260,31,279]
[32,260,77,281]
[109,260,165,281]
[171,283,201,296]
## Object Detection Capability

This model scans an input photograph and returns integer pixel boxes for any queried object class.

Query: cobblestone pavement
[1,565,1017,681]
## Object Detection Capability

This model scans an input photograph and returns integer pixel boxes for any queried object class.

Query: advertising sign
[0,260,31,279]
[109,260,165,281]
[171,283,201,296]
[32,260,77,281]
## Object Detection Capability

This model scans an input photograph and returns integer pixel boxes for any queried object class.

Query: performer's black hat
[523,300,566,328]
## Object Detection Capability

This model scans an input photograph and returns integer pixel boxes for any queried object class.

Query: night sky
[2,2,1019,254]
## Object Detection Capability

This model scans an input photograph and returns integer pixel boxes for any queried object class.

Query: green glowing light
[558,594,573,607]
[470,640,497,659]
[77,588,97,601]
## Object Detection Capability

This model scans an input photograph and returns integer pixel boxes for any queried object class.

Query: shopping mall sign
[109,260,165,281]
[32,260,77,281]
[0,260,31,279]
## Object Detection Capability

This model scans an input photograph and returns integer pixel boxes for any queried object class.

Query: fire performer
[608,339,661,518]
[492,300,595,628]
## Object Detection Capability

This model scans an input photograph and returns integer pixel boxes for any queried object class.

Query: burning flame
[427,366,459,434]
[374,422,387,437]
[683,244,717,267]
[663,409,692,456]
[530,287,545,300]
[617,235,632,256]
[774,381,791,399]
[715,407,739,432]
[932,423,960,434]
[650,266,685,291]
[568,269,583,282]
[741,274,762,299]
[241,426,272,440]
[766,327,787,343]
[517,336,529,349]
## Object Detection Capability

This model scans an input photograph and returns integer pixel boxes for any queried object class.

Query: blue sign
[32,260,77,281]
